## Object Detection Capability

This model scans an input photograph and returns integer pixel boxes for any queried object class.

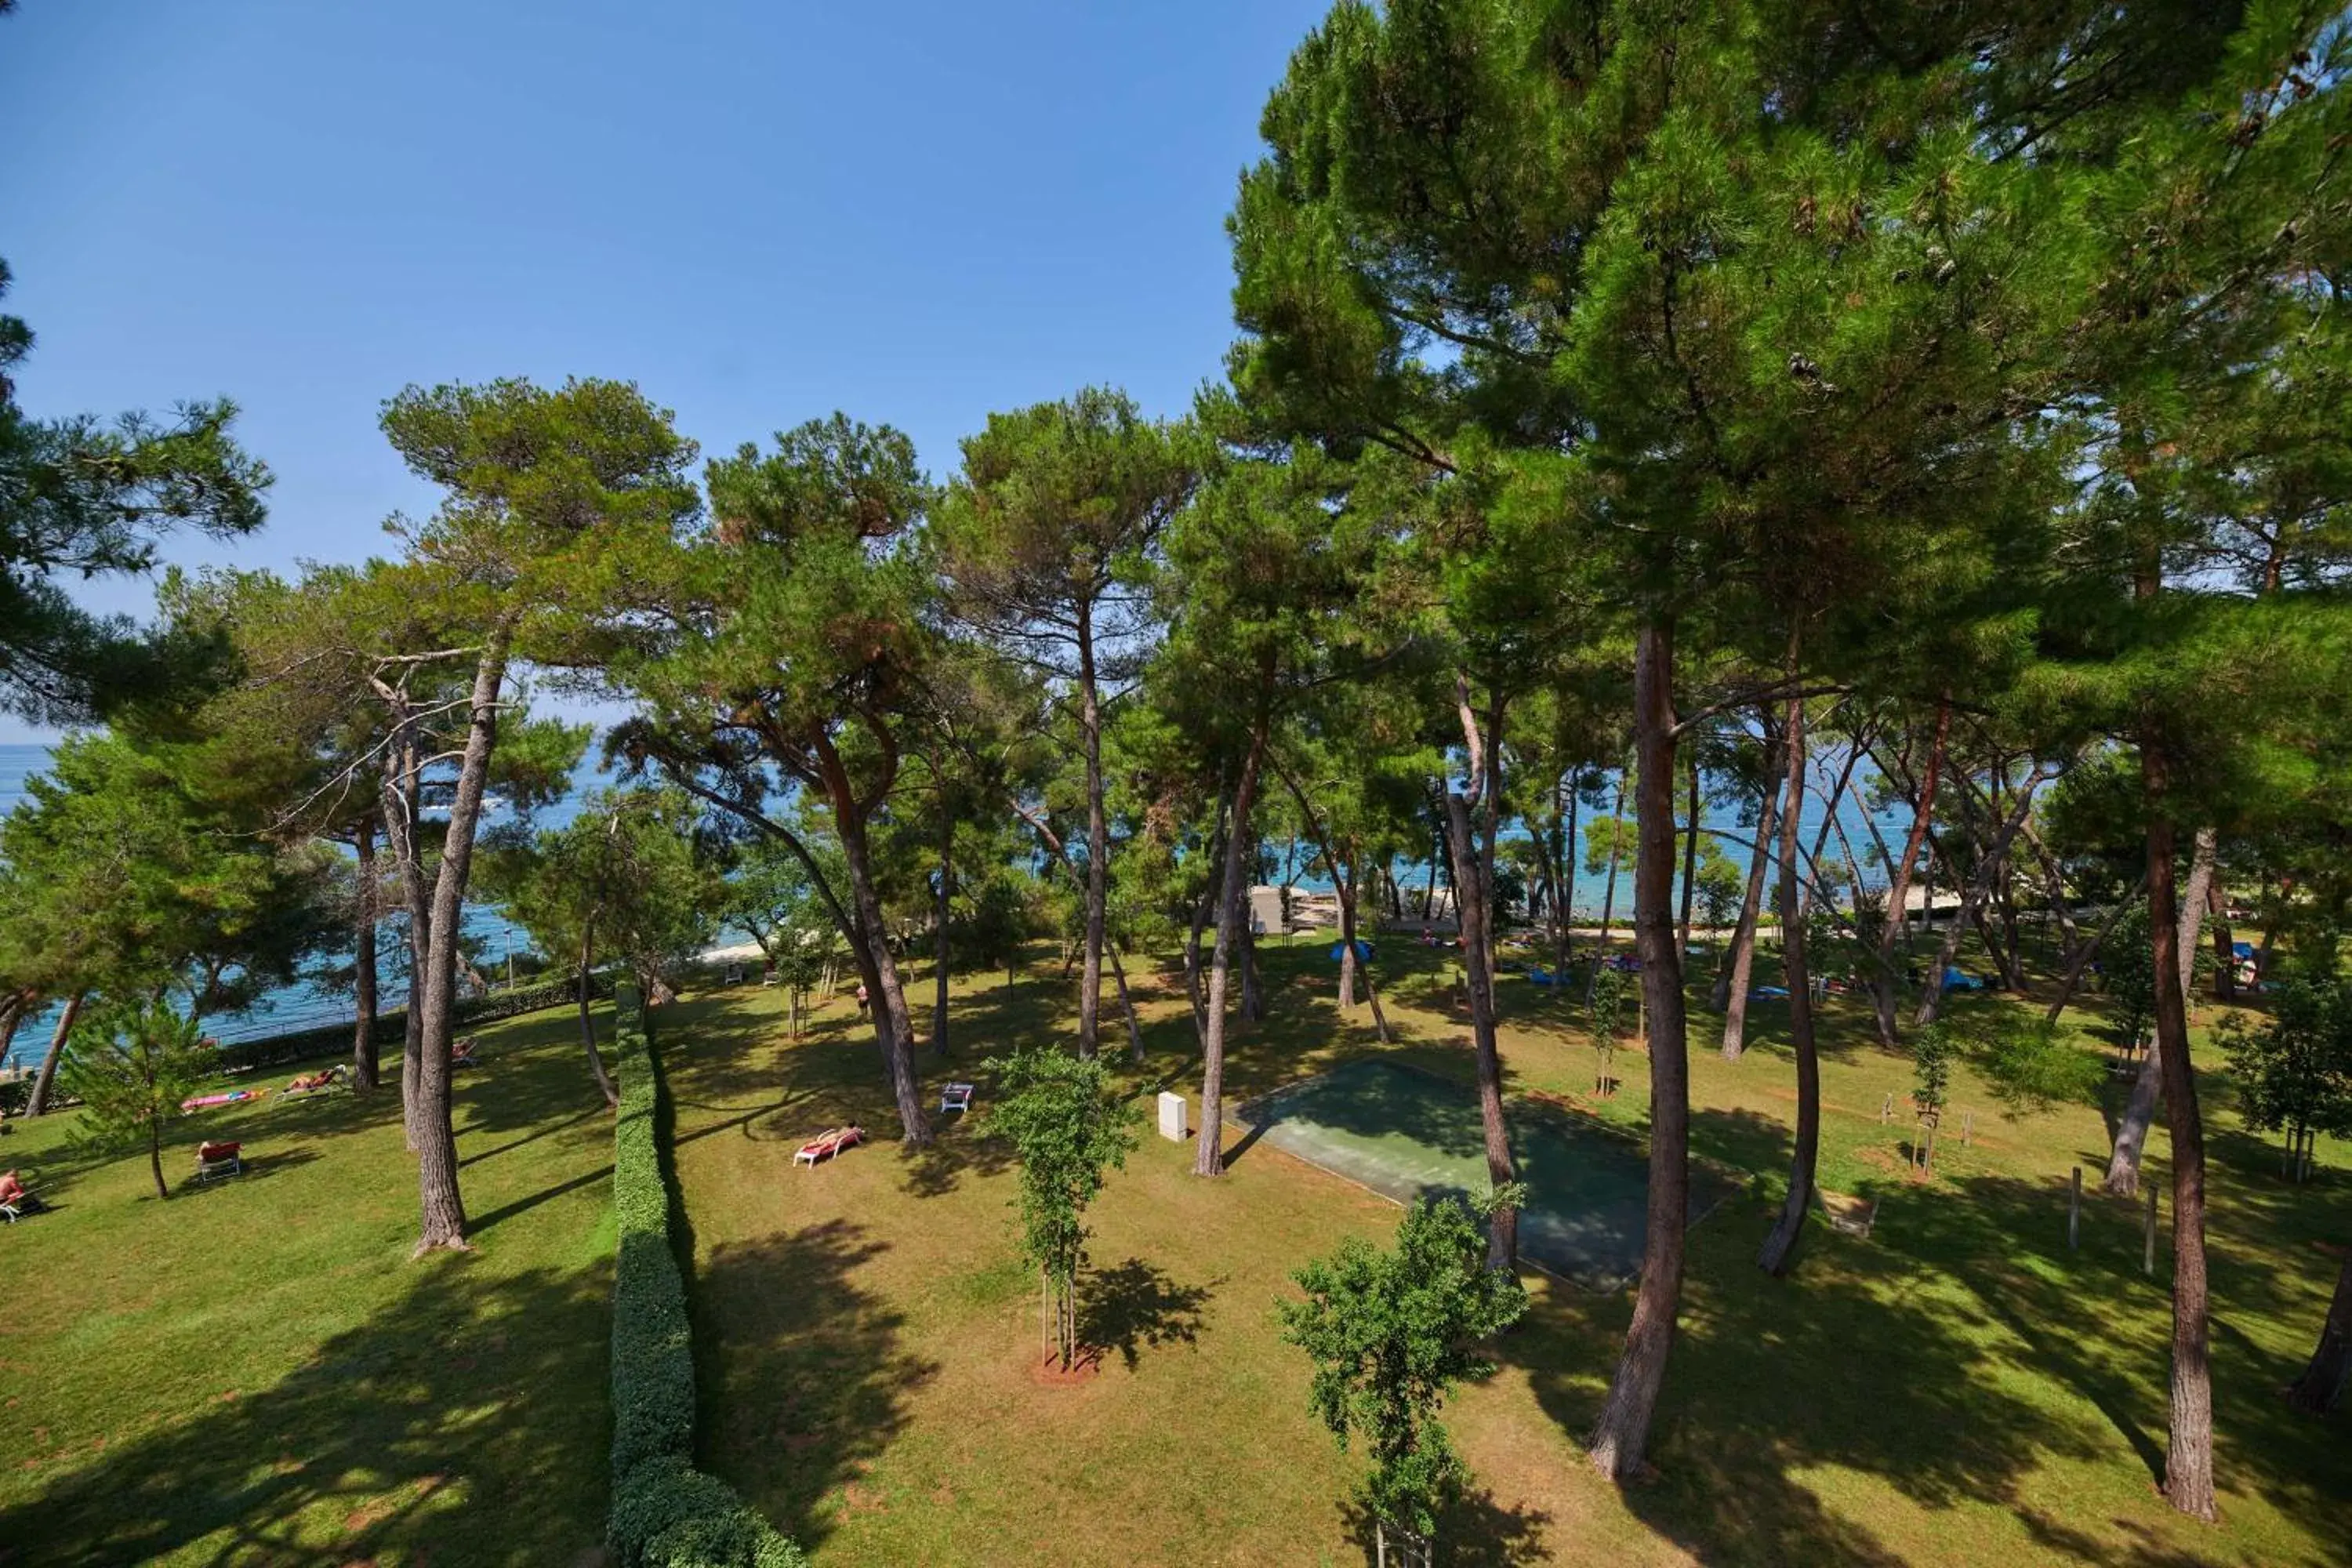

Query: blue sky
[0,0,1329,741]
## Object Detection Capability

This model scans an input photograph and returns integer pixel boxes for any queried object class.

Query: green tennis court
[1236,1058,1733,1289]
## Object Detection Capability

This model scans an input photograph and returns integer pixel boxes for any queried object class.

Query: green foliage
[481,787,719,994]
[606,984,804,1567]
[1970,1016,2107,1121]
[2100,902,2156,1053]
[59,998,212,1197]
[0,256,270,724]
[982,1044,1139,1368]
[1279,1192,1527,1543]
[1588,964,1628,1092]
[2218,979,2352,1178]
[1911,1024,1955,1121]
[0,731,338,1019]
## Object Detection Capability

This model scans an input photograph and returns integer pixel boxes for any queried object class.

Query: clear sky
[0,0,1330,741]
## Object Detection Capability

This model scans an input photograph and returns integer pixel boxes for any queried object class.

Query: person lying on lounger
[0,1170,24,1206]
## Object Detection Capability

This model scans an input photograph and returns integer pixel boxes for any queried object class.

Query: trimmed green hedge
[608,983,804,1568]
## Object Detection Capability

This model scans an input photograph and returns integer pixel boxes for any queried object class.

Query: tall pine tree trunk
[577,931,618,1109]
[2289,1247,2352,1415]
[1443,679,1518,1272]
[1076,605,1108,1058]
[1914,771,2049,1028]
[1758,689,1818,1276]
[1195,698,1270,1178]
[1719,728,1786,1058]
[352,817,382,1091]
[2145,754,2216,1519]
[24,991,83,1117]
[412,639,514,1255]
[1590,768,1626,989]
[837,814,930,1145]
[2107,828,2215,1197]
[1873,701,1949,1046]
[1589,619,1690,1479]
[933,815,953,1056]
[1109,944,1145,1062]
[1678,754,1700,961]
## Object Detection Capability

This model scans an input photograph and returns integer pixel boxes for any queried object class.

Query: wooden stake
[2067,1167,2082,1252]
[1961,1110,1972,1146]
[1880,1093,1893,1124]
[2143,1185,2158,1276]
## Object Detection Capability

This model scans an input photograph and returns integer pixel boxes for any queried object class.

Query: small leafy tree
[1588,965,1628,1098]
[60,998,212,1200]
[2101,903,2156,1059]
[1279,1192,1528,1563]
[1973,1015,2105,1122]
[982,1045,1138,1370]
[1911,1024,1955,1176]
[2219,979,2352,1184]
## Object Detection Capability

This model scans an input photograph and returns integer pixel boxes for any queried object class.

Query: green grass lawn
[664,932,2352,1567]
[0,1002,623,1566]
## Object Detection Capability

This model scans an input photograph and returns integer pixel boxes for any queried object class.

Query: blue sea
[0,739,1905,1070]
[0,742,571,1072]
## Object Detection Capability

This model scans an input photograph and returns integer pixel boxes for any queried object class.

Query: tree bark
[1913,768,2049,1028]
[1589,619,1690,1480]
[1196,699,1270,1178]
[1109,944,1145,1062]
[1591,768,1627,990]
[410,641,513,1254]
[1759,690,1819,1276]
[1443,677,1518,1272]
[837,811,931,1145]
[2145,754,2217,1520]
[2289,1247,2352,1414]
[352,816,381,1091]
[1678,752,1700,961]
[1076,603,1108,1058]
[1718,727,1787,1059]
[2106,829,2215,1197]
[933,814,953,1056]
[577,933,618,1109]
[148,1121,169,1200]
[24,991,83,1118]
[1185,789,1230,1047]
[2049,876,2146,1026]
[1873,701,1949,1047]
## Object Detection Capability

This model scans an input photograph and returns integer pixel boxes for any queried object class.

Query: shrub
[605,983,804,1567]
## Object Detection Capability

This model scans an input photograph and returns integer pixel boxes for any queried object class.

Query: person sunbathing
[0,1170,24,1206]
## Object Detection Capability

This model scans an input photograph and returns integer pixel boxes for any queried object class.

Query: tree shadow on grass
[1334,1490,1551,1568]
[0,1258,609,1567]
[689,1220,939,1555]
[1080,1256,1214,1370]
[1504,1157,2352,1568]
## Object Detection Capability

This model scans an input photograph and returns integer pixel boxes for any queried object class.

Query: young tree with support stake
[983,1044,1138,1373]
[1279,1191,1527,1567]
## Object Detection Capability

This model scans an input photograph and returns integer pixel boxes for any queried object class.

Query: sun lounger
[940,1082,975,1114]
[284,1065,345,1096]
[180,1087,268,1112]
[793,1126,866,1167]
[0,1171,43,1223]
[450,1036,481,1069]
[194,1141,244,1183]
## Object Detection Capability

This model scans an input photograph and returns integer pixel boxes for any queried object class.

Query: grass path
[666,934,2352,1567]
[0,1003,622,1566]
